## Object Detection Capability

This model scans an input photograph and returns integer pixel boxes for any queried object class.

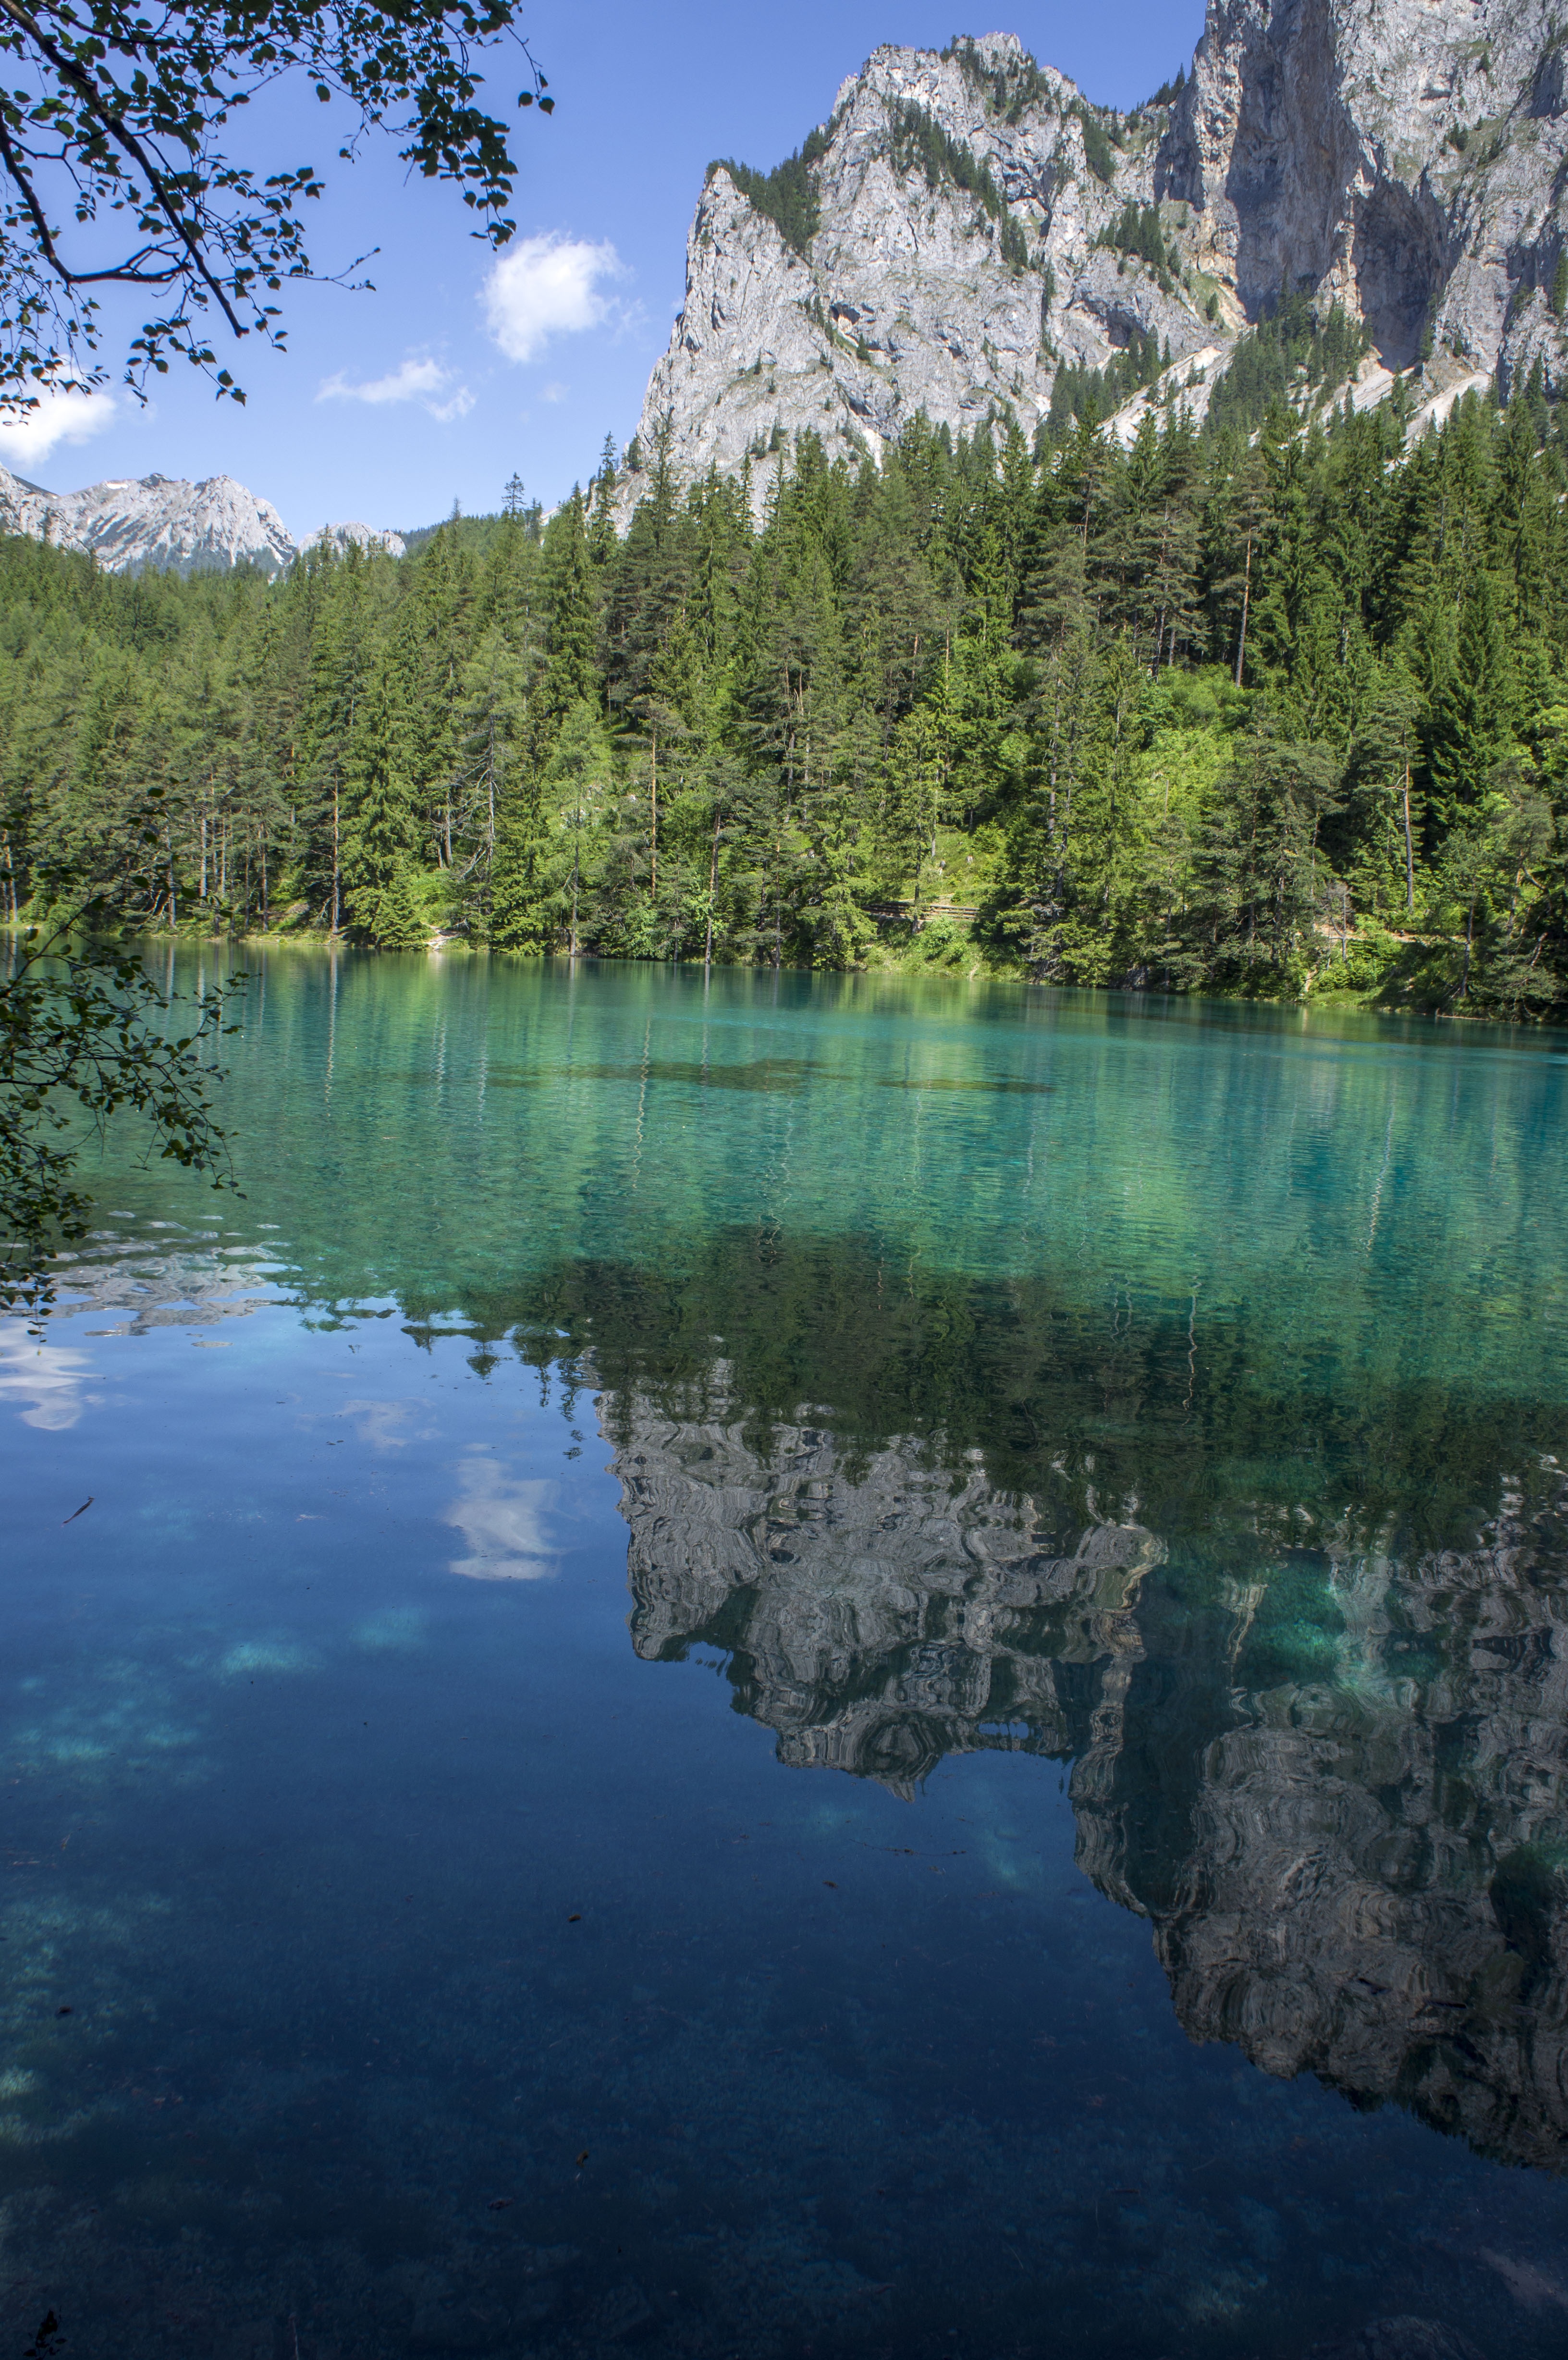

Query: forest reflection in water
[456,1228,1568,2182]
[13,954,1568,2358]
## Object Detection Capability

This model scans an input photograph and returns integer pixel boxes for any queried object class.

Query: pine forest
[6,364,1568,1019]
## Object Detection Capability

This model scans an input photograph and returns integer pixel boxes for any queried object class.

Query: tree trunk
[1460,897,1474,999]
[1401,753,1415,912]
[1234,528,1252,689]
[569,787,582,959]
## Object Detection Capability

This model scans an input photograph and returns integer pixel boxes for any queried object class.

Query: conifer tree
[1427,567,1516,821]
[365,864,429,950]
[6,362,1568,1016]
[342,672,419,940]
[540,491,600,723]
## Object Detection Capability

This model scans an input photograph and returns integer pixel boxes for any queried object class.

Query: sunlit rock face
[0,464,404,576]
[602,1385,1568,2169]
[0,464,297,575]
[625,7,1568,513]
[620,33,1217,517]
[1160,0,1568,385]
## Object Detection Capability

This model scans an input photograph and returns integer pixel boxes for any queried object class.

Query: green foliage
[5,359,1568,1022]
[341,673,420,938]
[1047,331,1164,430]
[1073,101,1117,184]
[709,123,833,256]
[1552,252,1568,320]
[1,893,242,1302]
[1140,66,1187,110]
[360,863,429,949]
[999,213,1031,274]
[941,36,1055,124]
[398,506,543,561]
[886,99,1009,225]
[0,0,550,411]
[1097,201,1176,276]
[1206,293,1370,436]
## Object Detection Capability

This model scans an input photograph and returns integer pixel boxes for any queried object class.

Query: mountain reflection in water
[20,947,1568,2359]
[489,1235,1568,2180]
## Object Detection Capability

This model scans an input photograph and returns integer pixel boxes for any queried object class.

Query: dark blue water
[5,953,1568,2359]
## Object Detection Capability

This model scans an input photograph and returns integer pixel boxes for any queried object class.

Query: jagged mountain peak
[617,32,1219,514]
[0,462,404,576]
[619,6,1568,513]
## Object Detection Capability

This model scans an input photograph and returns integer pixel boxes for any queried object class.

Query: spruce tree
[365,864,429,949]
[5,356,1568,1017]
[540,491,600,722]
[342,671,420,938]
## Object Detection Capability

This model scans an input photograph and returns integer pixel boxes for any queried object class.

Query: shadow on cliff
[1155,0,1447,369]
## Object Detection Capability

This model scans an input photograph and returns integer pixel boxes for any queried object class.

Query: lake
[5,951,1568,2360]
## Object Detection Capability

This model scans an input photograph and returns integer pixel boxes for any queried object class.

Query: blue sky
[0,1,1205,536]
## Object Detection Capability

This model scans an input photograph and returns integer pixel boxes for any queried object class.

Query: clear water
[6,952,1568,2360]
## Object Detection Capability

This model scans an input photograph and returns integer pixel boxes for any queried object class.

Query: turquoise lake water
[6,951,1568,2359]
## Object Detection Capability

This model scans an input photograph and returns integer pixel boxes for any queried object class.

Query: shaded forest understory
[5,363,1568,1017]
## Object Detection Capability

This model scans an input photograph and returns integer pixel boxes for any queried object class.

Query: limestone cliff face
[1158,0,1568,385]
[620,34,1213,514]
[600,1384,1568,2170]
[624,8,1568,510]
[608,1387,1160,1791]
[0,464,404,576]
[1099,1479,1568,2173]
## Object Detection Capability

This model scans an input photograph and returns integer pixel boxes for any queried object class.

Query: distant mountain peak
[0,462,403,576]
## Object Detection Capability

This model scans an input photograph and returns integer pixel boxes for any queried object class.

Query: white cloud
[337,1396,435,1448]
[444,1452,556,1580]
[316,356,473,423]
[0,1323,101,1430]
[540,381,569,404]
[482,233,625,364]
[0,386,116,473]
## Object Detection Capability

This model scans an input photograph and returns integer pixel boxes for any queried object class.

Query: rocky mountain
[621,6,1568,507]
[600,1380,1568,2173]
[310,518,408,564]
[612,1385,1161,1788]
[1162,0,1567,385]
[0,462,404,576]
[622,33,1179,506]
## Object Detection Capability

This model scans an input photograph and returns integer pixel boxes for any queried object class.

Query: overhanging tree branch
[0,0,550,408]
